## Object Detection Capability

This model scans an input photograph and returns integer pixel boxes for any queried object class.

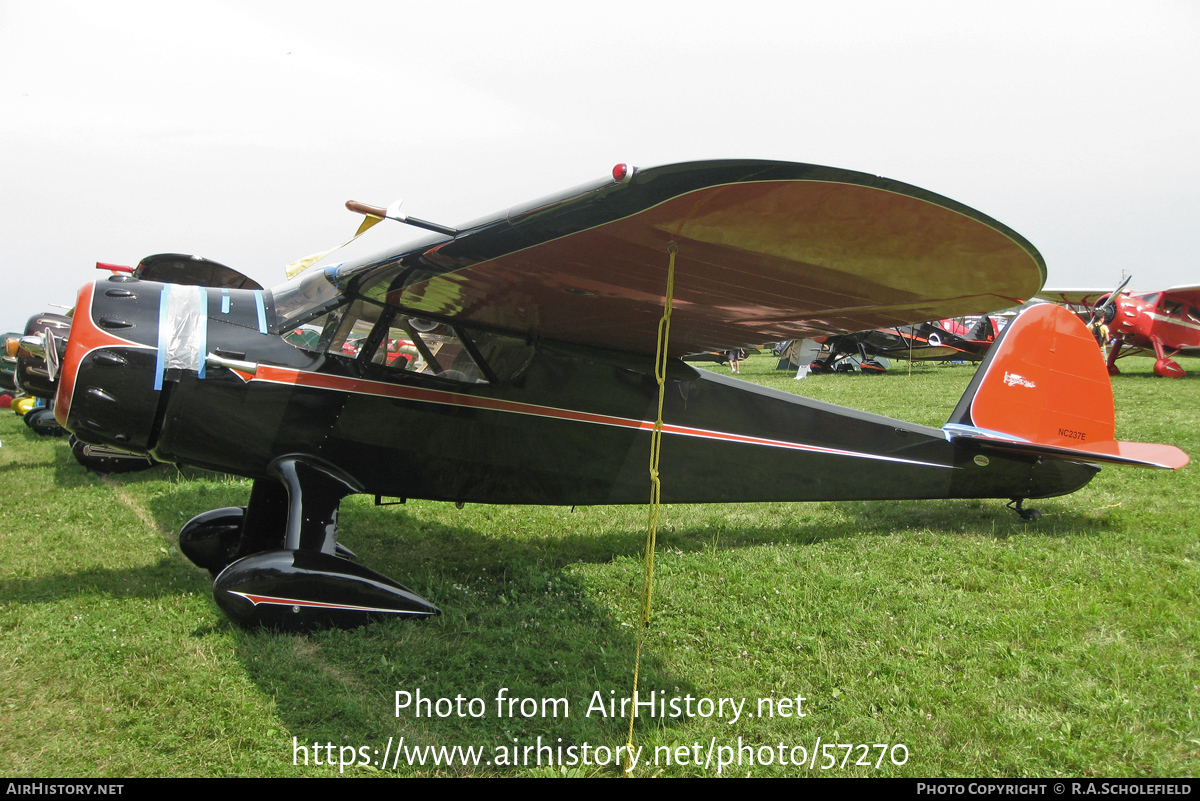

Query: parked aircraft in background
[1039,284,1200,377]
[786,315,1006,374]
[1,332,20,408]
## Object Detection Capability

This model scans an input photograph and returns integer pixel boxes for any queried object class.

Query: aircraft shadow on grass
[2,429,1146,767]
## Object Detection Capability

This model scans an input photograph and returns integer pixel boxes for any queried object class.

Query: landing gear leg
[1105,341,1122,376]
[1150,338,1185,378]
[183,455,438,630]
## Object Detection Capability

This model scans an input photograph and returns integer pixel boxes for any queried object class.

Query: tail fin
[944,304,1188,469]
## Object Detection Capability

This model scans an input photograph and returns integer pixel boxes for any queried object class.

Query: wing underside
[1036,289,1116,307]
[339,161,1047,357]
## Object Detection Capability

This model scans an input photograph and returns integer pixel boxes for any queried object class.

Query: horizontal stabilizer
[945,304,1189,470]
[944,424,1189,469]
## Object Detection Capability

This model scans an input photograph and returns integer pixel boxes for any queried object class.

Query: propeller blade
[1089,275,1132,326]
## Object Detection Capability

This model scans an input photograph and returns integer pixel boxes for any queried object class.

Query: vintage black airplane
[30,160,1188,631]
[805,316,1003,374]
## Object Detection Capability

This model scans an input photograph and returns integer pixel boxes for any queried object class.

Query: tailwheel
[1006,498,1042,521]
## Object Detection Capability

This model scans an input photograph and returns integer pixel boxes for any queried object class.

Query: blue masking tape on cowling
[153,285,170,391]
[197,289,208,379]
[254,290,267,334]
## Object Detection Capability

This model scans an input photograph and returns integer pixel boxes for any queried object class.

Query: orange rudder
[944,305,1187,470]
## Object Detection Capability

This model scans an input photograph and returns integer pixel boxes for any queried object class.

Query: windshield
[267,268,344,331]
[271,267,535,385]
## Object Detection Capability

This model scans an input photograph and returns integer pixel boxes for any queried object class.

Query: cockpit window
[389,317,486,383]
[281,299,495,385]
[274,268,535,385]
[282,325,322,350]
[327,299,383,358]
[268,268,344,331]
[471,330,535,381]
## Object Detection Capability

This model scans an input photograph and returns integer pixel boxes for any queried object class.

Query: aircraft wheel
[24,407,65,436]
[69,436,157,474]
[860,359,886,374]
[1153,358,1185,378]
[1007,498,1042,521]
[179,507,247,575]
[809,357,832,374]
[213,549,439,631]
[0,392,12,409]
[13,397,36,416]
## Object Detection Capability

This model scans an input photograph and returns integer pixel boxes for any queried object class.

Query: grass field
[1,355,1197,777]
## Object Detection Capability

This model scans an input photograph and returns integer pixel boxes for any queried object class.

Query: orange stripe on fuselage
[55,282,156,426]
[247,364,951,468]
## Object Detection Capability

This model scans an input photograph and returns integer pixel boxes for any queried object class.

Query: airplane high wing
[1035,289,1115,307]
[334,160,1046,355]
[31,160,1185,631]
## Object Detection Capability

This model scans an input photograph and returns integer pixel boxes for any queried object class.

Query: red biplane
[1039,284,1200,377]
[22,160,1189,631]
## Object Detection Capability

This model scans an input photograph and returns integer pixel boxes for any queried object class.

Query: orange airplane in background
[1039,283,1200,377]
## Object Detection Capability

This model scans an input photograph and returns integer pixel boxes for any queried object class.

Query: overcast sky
[1,0,1197,331]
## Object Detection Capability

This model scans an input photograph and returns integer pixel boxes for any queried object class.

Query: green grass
[1,355,1197,777]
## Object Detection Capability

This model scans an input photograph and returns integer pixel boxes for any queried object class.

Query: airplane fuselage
[39,157,1186,631]
[58,275,1096,509]
[1105,292,1200,376]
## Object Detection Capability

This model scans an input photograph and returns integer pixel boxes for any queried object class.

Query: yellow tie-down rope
[624,241,678,774]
